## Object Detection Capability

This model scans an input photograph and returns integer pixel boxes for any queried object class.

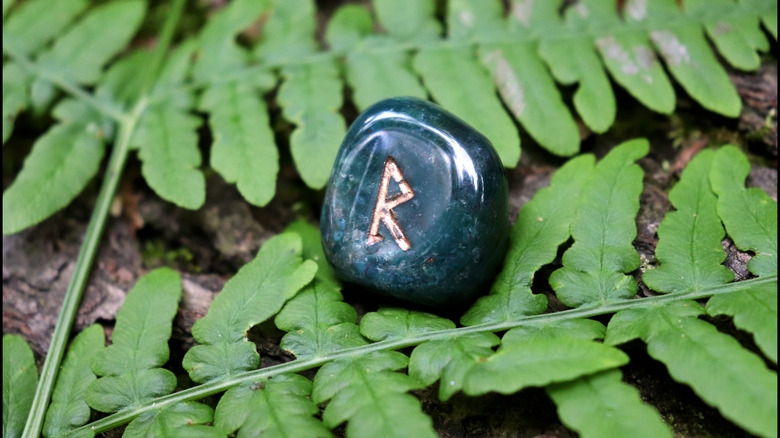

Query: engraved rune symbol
[367,156,415,251]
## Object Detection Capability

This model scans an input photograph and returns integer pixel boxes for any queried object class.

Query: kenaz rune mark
[367,156,415,251]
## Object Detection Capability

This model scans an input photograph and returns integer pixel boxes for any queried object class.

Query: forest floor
[3,52,777,437]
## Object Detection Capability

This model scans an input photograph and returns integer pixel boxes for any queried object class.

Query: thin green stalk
[21,109,136,438]
[20,1,186,436]
[69,275,777,436]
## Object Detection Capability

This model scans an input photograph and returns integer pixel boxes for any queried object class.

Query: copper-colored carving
[367,156,415,251]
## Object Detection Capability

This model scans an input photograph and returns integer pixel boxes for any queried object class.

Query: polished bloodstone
[320,97,509,306]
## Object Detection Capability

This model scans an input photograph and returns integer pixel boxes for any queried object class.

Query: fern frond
[706,281,778,363]
[35,1,145,85]
[122,402,217,438]
[2,63,27,142]
[550,139,648,307]
[312,351,437,438]
[42,325,102,438]
[361,309,456,341]
[194,0,278,207]
[275,221,366,358]
[278,61,346,189]
[538,2,615,133]
[259,0,347,189]
[182,233,317,383]
[459,0,581,156]
[497,320,672,437]
[134,104,205,210]
[327,5,427,112]
[201,81,277,206]
[85,268,182,412]
[687,0,770,71]
[214,374,330,437]
[710,145,778,277]
[462,154,594,325]
[2,0,86,56]
[606,300,778,437]
[547,369,672,438]
[414,47,522,167]
[409,333,500,401]
[3,335,38,438]
[462,337,628,396]
[637,0,742,117]
[83,268,218,436]
[2,120,105,235]
[643,149,734,292]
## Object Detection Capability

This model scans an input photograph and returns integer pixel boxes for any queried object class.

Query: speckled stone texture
[321,97,509,306]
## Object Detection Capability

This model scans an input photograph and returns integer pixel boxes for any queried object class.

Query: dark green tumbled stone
[320,97,509,306]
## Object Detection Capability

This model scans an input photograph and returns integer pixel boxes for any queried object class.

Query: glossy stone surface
[320,97,509,306]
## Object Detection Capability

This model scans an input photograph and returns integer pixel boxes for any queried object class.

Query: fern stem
[20,1,187,436]
[21,105,139,438]
[69,274,777,436]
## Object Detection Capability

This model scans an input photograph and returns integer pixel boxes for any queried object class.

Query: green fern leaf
[688,0,770,71]
[361,308,455,341]
[636,0,741,117]
[475,1,580,156]
[707,280,778,363]
[414,47,521,167]
[193,0,278,206]
[550,139,648,307]
[500,320,670,437]
[201,81,278,206]
[373,0,441,43]
[462,154,594,325]
[408,333,499,401]
[123,402,218,438]
[276,288,365,358]
[710,145,778,277]
[462,338,628,396]
[2,63,28,143]
[313,351,436,438]
[3,335,38,438]
[254,0,316,64]
[547,370,672,438]
[2,0,86,56]
[345,50,428,113]
[183,233,317,383]
[85,268,182,412]
[133,104,205,210]
[36,1,145,85]
[643,149,734,292]
[214,374,330,437]
[255,0,347,190]
[193,0,265,83]
[501,319,606,344]
[588,0,676,114]
[278,61,347,189]
[3,120,104,235]
[757,0,778,38]
[480,40,580,157]
[94,50,152,114]
[153,40,196,96]
[606,300,778,437]
[275,221,365,358]
[42,324,103,438]
[325,4,373,53]
[326,5,427,111]
[538,1,615,133]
